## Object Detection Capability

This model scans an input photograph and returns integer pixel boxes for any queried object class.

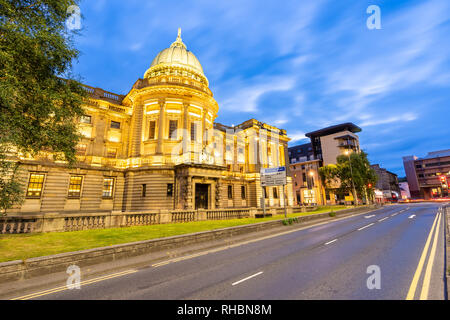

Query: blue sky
[72,0,450,176]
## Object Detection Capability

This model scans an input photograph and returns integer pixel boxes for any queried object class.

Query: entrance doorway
[195,184,209,209]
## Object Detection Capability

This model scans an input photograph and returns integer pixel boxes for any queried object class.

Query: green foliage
[319,151,378,204]
[282,219,289,226]
[0,0,86,213]
[288,218,293,224]
[329,211,336,217]
[0,145,24,215]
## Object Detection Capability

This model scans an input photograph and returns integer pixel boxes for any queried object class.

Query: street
[10,203,447,300]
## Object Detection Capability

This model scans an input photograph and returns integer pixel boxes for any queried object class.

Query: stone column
[156,99,165,155]
[182,102,190,157]
[129,102,145,158]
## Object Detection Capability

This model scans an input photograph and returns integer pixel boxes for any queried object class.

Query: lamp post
[345,149,358,206]
[308,170,315,205]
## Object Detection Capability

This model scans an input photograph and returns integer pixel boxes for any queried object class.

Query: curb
[0,205,377,284]
[444,204,450,300]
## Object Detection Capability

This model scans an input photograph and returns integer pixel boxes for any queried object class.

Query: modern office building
[7,30,294,214]
[403,149,450,199]
[288,123,362,205]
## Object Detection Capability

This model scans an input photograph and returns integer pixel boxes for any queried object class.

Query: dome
[145,29,205,77]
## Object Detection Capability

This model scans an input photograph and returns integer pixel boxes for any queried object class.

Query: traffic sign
[260,166,287,186]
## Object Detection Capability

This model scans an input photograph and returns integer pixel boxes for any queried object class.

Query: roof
[420,149,450,159]
[305,122,361,138]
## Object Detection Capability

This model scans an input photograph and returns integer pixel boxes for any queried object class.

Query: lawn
[0,205,351,262]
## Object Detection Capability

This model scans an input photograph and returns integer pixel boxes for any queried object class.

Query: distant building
[306,122,361,166]
[370,164,400,202]
[399,182,411,199]
[288,123,362,205]
[403,149,450,199]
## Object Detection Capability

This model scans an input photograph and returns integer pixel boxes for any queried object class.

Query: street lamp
[308,170,315,205]
[345,149,358,206]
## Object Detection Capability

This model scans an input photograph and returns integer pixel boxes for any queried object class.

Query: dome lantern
[143,28,207,86]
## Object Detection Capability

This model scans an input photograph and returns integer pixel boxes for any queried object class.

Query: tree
[0,0,86,215]
[319,151,378,204]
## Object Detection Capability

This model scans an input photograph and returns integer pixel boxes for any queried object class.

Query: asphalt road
[12,203,448,300]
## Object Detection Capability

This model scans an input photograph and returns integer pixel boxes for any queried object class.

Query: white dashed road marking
[232,272,263,286]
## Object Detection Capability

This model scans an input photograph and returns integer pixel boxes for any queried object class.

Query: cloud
[289,131,308,143]
[219,76,296,112]
[360,113,418,127]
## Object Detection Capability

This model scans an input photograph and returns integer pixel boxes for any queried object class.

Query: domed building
[10,30,294,218]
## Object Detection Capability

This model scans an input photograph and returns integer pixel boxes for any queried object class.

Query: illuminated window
[169,120,178,140]
[80,115,91,124]
[106,148,117,158]
[76,144,87,155]
[110,121,121,129]
[148,121,156,139]
[26,173,45,198]
[68,176,83,198]
[190,122,197,141]
[228,185,233,199]
[102,178,115,198]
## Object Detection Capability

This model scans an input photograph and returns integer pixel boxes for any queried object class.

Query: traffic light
[367,183,372,189]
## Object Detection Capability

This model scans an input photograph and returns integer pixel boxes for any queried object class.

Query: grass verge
[0,205,351,262]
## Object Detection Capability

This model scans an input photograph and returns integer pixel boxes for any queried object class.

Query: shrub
[329,211,336,217]
[282,219,289,226]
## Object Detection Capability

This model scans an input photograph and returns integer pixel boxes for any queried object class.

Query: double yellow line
[406,208,442,300]
[11,269,138,300]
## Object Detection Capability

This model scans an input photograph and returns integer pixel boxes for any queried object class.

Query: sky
[71,0,450,177]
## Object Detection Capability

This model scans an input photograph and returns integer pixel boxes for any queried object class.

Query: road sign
[260,166,287,186]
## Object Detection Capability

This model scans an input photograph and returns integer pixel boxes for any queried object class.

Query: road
[10,203,448,300]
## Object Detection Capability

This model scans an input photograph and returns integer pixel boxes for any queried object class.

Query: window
[190,122,197,141]
[228,185,233,199]
[273,187,278,199]
[75,144,87,155]
[102,178,115,198]
[68,176,83,198]
[264,186,268,199]
[110,121,121,129]
[167,183,173,197]
[106,148,117,158]
[148,121,156,139]
[80,115,91,124]
[168,120,178,140]
[26,173,45,198]
[241,186,246,199]
[142,184,146,197]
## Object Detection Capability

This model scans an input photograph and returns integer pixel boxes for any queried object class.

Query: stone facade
[8,30,293,215]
